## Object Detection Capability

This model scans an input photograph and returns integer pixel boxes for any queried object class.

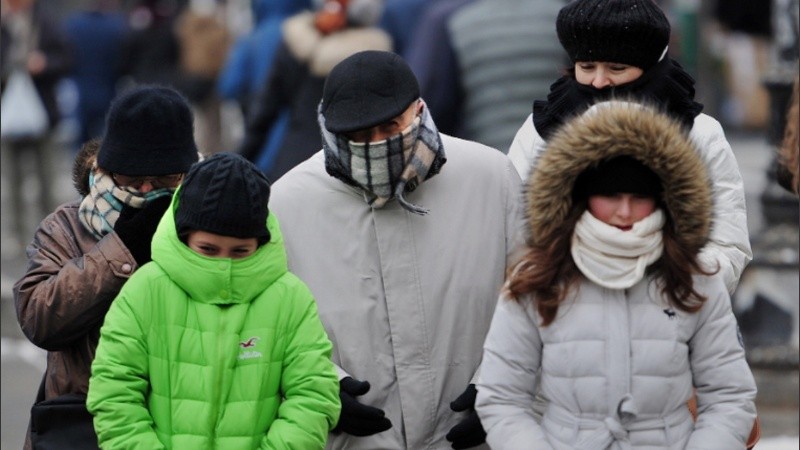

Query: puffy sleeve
[690,115,752,294]
[685,275,757,449]
[506,114,543,182]
[86,270,164,450]
[14,207,136,351]
[476,295,553,450]
[261,279,341,449]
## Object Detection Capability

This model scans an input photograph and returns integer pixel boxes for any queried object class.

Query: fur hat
[320,50,420,133]
[175,152,271,245]
[98,85,199,176]
[527,101,711,257]
[556,0,671,70]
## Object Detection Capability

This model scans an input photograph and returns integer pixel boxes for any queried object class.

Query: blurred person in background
[405,0,565,152]
[237,0,390,182]
[13,86,199,450]
[1,0,73,250]
[218,0,311,170]
[711,0,772,129]
[507,0,751,295]
[173,0,232,154]
[378,0,435,57]
[63,0,129,147]
[119,0,183,89]
[218,0,311,118]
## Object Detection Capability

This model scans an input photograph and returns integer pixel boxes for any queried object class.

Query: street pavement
[1,129,798,449]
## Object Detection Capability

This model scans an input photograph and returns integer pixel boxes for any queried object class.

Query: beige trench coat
[271,134,525,449]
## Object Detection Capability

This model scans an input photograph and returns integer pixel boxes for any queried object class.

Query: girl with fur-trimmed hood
[506,0,751,295]
[475,102,757,449]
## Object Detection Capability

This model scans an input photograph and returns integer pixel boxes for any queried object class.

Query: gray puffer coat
[476,102,757,450]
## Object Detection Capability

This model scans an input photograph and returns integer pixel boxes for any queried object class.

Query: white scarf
[571,209,665,289]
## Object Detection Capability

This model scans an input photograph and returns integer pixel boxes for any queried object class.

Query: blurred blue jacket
[218,0,310,173]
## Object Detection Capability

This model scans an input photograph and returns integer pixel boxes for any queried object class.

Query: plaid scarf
[78,169,174,239]
[321,100,446,215]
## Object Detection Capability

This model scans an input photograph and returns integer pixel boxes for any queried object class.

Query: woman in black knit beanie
[507,0,751,297]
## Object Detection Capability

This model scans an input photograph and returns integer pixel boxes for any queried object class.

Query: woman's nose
[617,198,632,217]
[592,72,612,89]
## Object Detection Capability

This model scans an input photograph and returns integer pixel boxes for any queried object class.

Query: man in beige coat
[270,50,525,449]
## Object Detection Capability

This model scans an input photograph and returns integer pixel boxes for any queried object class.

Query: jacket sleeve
[506,114,542,182]
[691,117,752,294]
[13,209,136,351]
[504,156,527,267]
[475,295,553,450]
[238,41,301,162]
[685,275,757,449]
[261,283,341,449]
[86,275,165,450]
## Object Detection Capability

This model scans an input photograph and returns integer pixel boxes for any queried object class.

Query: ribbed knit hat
[320,50,420,133]
[573,155,663,202]
[556,0,671,70]
[98,85,199,176]
[175,152,271,245]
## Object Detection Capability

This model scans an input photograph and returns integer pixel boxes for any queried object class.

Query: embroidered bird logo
[240,337,259,348]
[663,308,676,320]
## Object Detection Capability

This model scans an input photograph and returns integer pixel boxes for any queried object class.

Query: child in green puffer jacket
[87,152,341,449]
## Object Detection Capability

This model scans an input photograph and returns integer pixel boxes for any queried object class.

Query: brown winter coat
[13,143,138,449]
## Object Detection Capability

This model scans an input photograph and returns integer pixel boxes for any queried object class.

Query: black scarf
[533,58,704,140]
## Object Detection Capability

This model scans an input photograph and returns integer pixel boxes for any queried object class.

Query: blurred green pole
[674,0,699,78]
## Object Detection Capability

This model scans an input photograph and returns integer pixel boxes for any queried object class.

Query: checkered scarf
[78,169,174,239]
[321,100,446,215]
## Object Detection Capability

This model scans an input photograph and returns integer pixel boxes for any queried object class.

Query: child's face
[588,193,656,231]
[186,230,259,259]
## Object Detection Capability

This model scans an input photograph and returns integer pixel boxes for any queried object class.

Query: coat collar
[150,193,288,305]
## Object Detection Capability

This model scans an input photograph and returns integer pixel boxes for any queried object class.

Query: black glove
[332,377,393,437]
[445,384,487,449]
[113,196,172,266]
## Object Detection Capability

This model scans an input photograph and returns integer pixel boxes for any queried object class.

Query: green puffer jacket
[87,196,340,449]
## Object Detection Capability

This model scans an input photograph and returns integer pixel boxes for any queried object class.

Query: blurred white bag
[1,69,48,140]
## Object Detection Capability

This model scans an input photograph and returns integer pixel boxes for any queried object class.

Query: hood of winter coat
[72,139,101,197]
[526,100,712,258]
[150,188,288,305]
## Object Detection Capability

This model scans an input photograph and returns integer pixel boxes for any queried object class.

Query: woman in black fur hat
[507,0,751,296]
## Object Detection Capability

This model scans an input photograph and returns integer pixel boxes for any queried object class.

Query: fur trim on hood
[73,139,101,197]
[526,100,712,258]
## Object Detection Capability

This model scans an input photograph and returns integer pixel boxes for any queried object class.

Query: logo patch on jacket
[238,336,262,360]
[663,308,676,319]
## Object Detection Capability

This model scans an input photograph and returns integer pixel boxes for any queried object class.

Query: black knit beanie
[98,85,199,176]
[320,50,420,133]
[556,0,671,70]
[573,156,663,201]
[175,152,271,245]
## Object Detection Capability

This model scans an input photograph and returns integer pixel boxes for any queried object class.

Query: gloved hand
[445,384,487,449]
[332,376,393,437]
[113,196,172,266]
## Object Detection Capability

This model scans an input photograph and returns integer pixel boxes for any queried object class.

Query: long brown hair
[506,201,714,327]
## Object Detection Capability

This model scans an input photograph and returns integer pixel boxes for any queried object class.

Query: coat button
[121,263,132,274]
[220,290,229,298]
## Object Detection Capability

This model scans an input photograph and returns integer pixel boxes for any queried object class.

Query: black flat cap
[320,50,420,134]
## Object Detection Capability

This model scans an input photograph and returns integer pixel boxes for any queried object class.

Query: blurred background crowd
[1,0,798,448]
